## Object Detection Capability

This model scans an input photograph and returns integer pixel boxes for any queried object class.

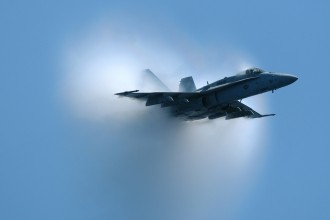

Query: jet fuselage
[116,68,298,121]
[172,69,298,120]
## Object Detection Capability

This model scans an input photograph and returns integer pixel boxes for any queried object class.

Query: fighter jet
[115,68,298,120]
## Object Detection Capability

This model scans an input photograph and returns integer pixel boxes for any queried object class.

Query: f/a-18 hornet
[116,68,298,120]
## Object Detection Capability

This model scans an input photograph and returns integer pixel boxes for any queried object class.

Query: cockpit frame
[245,68,264,75]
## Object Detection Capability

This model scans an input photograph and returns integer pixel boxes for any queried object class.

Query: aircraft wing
[227,101,275,119]
[207,101,275,120]
[115,90,201,106]
[115,76,259,104]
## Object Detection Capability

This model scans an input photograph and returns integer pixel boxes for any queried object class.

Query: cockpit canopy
[245,68,264,75]
[236,67,264,76]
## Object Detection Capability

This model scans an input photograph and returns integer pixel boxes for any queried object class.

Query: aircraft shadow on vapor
[116,68,298,121]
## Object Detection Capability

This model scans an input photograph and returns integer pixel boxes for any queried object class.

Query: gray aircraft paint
[116,68,298,121]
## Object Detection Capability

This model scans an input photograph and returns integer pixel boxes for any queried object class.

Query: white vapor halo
[59,20,270,220]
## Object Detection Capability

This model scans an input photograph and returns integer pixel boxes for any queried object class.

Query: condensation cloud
[59,19,269,220]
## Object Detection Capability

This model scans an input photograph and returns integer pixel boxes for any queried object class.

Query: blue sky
[1,1,330,220]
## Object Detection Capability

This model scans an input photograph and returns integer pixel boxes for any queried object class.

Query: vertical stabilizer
[141,69,171,92]
[179,76,196,92]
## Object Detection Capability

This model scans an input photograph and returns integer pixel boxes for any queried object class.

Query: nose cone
[281,74,298,85]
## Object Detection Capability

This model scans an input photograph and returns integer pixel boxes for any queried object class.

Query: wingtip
[114,90,139,96]
[261,113,276,117]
